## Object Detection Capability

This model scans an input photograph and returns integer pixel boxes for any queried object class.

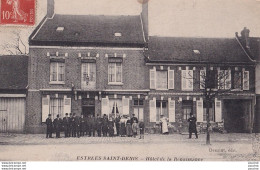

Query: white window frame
[243,71,250,90]
[181,70,193,91]
[156,70,168,90]
[50,62,65,84]
[108,62,123,85]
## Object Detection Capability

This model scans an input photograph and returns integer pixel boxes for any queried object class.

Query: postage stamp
[0,0,35,25]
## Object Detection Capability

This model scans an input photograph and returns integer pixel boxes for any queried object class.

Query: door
[0,97,25,133]
[82,106,95,117]
[0,110,7,133]
[181,100,193,133]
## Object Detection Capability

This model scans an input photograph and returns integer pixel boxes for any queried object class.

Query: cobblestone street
[0,133,259,161]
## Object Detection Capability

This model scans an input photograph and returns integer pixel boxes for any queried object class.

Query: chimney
[241,27,250,49]
[141,1,149,42]
[47,0,55,18]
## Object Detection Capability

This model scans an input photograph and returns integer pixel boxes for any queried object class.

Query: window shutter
[181,70,186,90]
[139,108,144,121]
[168,99,175,122]
[187,70,193,90]
[168,70,174,89]
[150,69,156,89]
[225,70,231,89]
[215,100,222,122]
[42,96,50,122]
[64,97,71,117]
[243,71,249,90]
[122,97,129,115]
[149,98,156,122]
[200,70,206,89]
[196,100,203,122]
[102,97,109,116]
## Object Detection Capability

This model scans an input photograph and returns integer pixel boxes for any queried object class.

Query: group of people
[159,114,198,139]
[45,113,145,139]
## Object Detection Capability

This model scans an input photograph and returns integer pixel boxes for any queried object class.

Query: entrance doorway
[223,99,251,133]
[82,106,95,117]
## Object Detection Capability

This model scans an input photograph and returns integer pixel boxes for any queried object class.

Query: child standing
[132,120,138,138]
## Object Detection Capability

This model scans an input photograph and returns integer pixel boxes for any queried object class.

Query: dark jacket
[53,118,63,131]
[188,117,197,133]
[63,117,70,127]
[46,118,53,129]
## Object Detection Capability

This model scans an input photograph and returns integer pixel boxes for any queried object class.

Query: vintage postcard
[0,0,260,165]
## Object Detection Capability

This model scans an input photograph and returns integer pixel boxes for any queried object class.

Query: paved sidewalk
[0,132,257,145]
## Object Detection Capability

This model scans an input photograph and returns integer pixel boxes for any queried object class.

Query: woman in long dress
[126,116,133,137]
[160,115,169,134]
[120,115,127,137]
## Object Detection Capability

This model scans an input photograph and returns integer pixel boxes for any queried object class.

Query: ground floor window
[203,101,215,122]
[50,98,64,118]
[182,100,193,120]
[156,100,168,122]
[109,99,122,117]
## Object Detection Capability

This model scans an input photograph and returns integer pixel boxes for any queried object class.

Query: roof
[247,37,260,62]
[30,14,145,47]
[0,55,28,90]
[147,36,255,64]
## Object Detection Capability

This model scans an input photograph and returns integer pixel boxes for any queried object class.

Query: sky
[1,0,260,54]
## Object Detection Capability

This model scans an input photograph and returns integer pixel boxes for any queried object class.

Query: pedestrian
[115,114,121,136]
[160,115,169,135]
[102,114,109,137]
[126,116,133,137]
[86,115,92,137]
[71,113,77,137]
[46,114,53,138]
[53,114,63,138]
[139,121,145,139]
[120,115,127,137]
[132,120,138,138]
[92,115,96,137]
[68,113,73,137]
[75,114,81,138]
[63,113,70,138]
[108,117,114,137]
[130,114,138,125]
[96,114,102,137]
[79,114,86,137]
[188,114,198,139]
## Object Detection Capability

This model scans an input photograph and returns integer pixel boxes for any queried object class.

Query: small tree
[187,64,246,145]
[0,30,30,55]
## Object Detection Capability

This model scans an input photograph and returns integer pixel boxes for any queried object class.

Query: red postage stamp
[0,0,35,25]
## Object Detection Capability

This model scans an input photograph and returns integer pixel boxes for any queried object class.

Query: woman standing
[126,116,133,137]
[120,115,127,137]
[160,115,169,134]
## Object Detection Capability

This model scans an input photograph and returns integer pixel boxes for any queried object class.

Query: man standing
[188,114,198,139]
[63,113,70,138]
[71,113,77,137]
[68,113,73,137]
[46,114,53,138]
[96,114,103,137]
[130,114,138,125]
[79,114,86,137]
[115,114,121,136]
[75,114,81,138]
[102,114,109,137]
[53,114,63,138]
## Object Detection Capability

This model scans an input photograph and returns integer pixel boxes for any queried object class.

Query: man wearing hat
[68,113,73,137]
[102,114,109,137]
[188,114,198,139]
[96,114,103,137]
[53,114,63,138]
[46,114,53,138]
[71,113,77,137]
[63,113,70,137]
[79,114,86,137]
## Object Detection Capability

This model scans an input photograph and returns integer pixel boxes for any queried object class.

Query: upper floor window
[182,70,193,91]
[234,71,242,90]
[150,67,174,90]
[218,70,231,90]
[243,71,250,90]
[50,62,65,83]
[81,62,96,89]
[108,58,122,84]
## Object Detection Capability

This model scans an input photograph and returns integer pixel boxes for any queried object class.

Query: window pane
[89,63,96,82]
[156,71,167,89]
[58,63,65,81]
[116,63,122,82]
[134,100,139,106]
[50,63,57,81]
[139,100,144,106]
[108,63,115,82]
[234,72,242,89]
